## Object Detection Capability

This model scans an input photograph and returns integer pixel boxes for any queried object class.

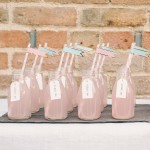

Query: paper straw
[126,53,133,69]
[91,53,98,75]
[38,43,47,72]
[58,44,67,73]
[95,55,102,71]
[98,43,106,72]
[125,43,135,70]
[21,44,31,75]
[99,55,105,72]
[63,43,72,72]
[64,52,70,70]
[69,54,74,68]
[30,44,41,74]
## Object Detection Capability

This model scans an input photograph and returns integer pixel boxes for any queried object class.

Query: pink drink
[66,67,78,107]
[36,72,46,108]
[8,72,31,119]
[78,72,101,120]
[94,70,104,112]
[60,68,73,112]
[44,71,68,120]
[112,68,135,119]
[99,72,108,108]
[25,68,40,113]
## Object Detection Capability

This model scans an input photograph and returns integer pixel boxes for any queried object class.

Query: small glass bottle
[94,70,104,112]
[112,67,136,119]
[44,70,68,120]
[60,67,74,112]
[66,66,78,107]
[24,68,40,113]
[77,70,102,120]
[8,71,31,119]
[98,69,108,108]
[35,70,46,108]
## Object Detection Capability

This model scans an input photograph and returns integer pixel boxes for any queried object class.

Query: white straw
[125,43,135,70]
[69,54,74,71]
[64,52,70,70]
[21,44,31,75]
[99,55,105,72]
[126,53,133,69]
[95,55,102,71]
[38,43,47,72]
[31,44,41,74]
[58,44,67,73]
[91,53,98,75]
[98,43,106,72]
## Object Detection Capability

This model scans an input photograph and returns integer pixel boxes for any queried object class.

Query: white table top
[0,99,150,150]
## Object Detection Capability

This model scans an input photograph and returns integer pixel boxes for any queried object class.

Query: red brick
[13,7,76,26]
[74,53,94,70]
[45,0,109,4]
[111,0,150,4]
[104,52,144,73]
[12,52,61,70]
[0,8,8,23]
[133,76,150,95]
[37,31,67,48]
[143,57,150,72]
[0,31,29,48]
[12,52,35,69]
[0,53,8,69]
[70,31,99,49]
[42,54,61,70]
[0,75,12,89]
[109,76,150,96]
[81,8,146,27]
[0,0,40,2]
[102,32,134,50]
[142,32,150,49]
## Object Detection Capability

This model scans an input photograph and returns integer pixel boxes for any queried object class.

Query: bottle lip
[12,70,22,74]
[48,69,60,80]
[117,66,131,78]
[12,70,24,81]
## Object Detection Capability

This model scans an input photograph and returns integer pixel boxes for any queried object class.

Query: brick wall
[0,0,150,98]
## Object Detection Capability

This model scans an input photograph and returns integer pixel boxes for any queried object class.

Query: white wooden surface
[0,99,150,150]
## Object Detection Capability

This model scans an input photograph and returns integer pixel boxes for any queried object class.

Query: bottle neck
[12,71,24,82]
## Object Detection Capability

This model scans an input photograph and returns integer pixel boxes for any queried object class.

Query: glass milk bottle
[112,67,136,119]
[36,70,46,108]
[66,66,78,107]
[94,70,104,112]
[44,71,68,120]
[8,71,31,119]
[25,68,40,113]
[60,67,73,112]
[99,70,108,108]
[77,70,101,120]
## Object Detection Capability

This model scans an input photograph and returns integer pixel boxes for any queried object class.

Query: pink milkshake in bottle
[112,43,149,119]
[44,71,68,120]
[8,71,31,119]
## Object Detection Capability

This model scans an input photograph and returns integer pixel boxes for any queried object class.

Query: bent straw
[90,52,98,75]
[68,54,74,72]
[68,43,77,72]
[57,44,67,73]
[38,43,48,72]
[95,43,105,72]
[125,43,136,70]
[30,44,41,75]
[21,44,31,77]
[99,43,109,72]
[64,43,72,71]
[90,43,106,75]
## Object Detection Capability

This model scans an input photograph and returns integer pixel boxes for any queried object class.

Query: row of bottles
[7,43,149,120]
